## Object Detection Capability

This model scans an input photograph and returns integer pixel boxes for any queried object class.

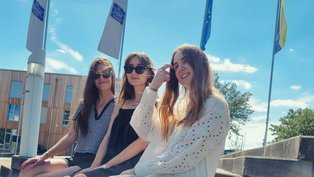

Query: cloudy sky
[0,0,313,150]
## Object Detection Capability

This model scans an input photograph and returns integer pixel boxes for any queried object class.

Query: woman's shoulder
[205,95,228,110]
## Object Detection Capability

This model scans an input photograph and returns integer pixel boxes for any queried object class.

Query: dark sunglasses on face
[124,65,148,74]
[94,69,112,80]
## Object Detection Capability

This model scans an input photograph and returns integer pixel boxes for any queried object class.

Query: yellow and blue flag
[200,0,213,51]
[273,0,287,54]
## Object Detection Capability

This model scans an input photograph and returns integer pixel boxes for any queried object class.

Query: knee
[74,174,87,177]
[19,168,35,177]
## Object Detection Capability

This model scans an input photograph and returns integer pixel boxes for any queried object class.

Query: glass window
[42,84,50,101]
[62,110,70,128]
[7,104,20,121]
[40,107,48,124]
[9,81,23,99]
[64,85,73,104]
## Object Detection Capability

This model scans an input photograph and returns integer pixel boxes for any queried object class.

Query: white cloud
[46,58,78,74]
[271,99,308,109]
[225,116,278,150]
[207,54,220,63]
[211,59,257,73]
[48,9,84,62]
[232,80,252,89]
[249,94,314,112]
[290,85,301,90]
[249,98,267,112]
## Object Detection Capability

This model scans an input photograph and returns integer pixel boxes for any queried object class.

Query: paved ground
[0,157,11,168]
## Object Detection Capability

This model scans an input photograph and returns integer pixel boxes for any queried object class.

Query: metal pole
[15,88,26,155]
[117,7,127,79]
[263,0,280,147]
[43,0,50,50]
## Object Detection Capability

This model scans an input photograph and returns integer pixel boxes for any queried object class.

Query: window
[62,110,70,128]
[42,84,50,101]
[7,104,20,121]
[64,85,73,104]
[40,107,48,124]
[9,81,23,99]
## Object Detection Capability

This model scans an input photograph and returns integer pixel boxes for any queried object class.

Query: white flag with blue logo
[26,0,48,52]
[98,0,128,59]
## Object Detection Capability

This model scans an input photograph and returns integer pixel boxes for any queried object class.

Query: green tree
[214,73,254,136]
[270,108,314,142]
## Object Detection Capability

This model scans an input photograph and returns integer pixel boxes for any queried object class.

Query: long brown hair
[118,52,155,102]
[76,58,115,136]
[159,44,222,140]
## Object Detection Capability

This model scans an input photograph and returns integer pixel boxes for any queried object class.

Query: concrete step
[219,156,314,177]
[223,136,314,160]
[215,168,242,177]
[0,165,19,177]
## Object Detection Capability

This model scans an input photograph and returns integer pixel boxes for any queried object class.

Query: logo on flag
[111,3,126,25]
[32,0,45,22]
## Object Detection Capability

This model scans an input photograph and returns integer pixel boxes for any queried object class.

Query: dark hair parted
[76,58,115,136]
[119,52,155,101]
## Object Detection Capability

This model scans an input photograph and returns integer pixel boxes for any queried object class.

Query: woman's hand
[19,154,47,170]
[102,163,112,169]
[150,64,172,91]
[120,168,135,175]
[75,167,94,174]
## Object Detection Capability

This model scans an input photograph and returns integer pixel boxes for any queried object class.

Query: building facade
[0,69,86,155]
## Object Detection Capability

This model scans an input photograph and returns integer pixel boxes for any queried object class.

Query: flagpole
[117,12,127,79]
[263,0,280,147]
[43,0,50,50]
[19,0,49,157]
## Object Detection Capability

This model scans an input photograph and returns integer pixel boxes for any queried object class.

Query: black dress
[84,107,144,177]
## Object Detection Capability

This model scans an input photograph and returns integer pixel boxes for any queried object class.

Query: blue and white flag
[273,0,287,54]
[200,0,213,51]
[98,0,128,59]
[26,0,48,52]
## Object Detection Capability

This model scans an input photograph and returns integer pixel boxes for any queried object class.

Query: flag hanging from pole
[273,0,287,54]
[200,0,213,51]
[26,0,48,52]
[98,0,128,59]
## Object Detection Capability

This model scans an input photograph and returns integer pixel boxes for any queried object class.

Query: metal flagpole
[43,0,50,50]
[263,0,280,147]
[117,10,127,79]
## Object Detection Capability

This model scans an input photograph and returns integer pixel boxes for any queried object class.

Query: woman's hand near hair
[150,64,172,91]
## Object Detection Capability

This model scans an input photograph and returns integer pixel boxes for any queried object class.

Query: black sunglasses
[124,65,148,74]
[94,69,112,80]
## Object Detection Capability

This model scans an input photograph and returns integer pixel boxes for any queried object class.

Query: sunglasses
[124,65,148,74]
[94,69,112,80]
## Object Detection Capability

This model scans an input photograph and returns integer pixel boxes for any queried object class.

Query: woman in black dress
[74,52,155,177]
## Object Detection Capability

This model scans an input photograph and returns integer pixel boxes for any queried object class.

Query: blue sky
[1,0,314,149]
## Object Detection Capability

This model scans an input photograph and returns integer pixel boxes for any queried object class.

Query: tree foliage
[214,73,254,135]
[270,108,314,142]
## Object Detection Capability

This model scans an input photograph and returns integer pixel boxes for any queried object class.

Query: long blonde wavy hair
[159,44,224,140]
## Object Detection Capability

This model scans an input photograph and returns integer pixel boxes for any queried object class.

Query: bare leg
[73,173,87,177]
[35,166,81,177]
[19,158,68,177]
